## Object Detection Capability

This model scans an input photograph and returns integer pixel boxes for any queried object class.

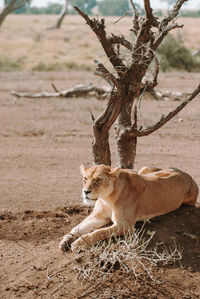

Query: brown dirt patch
[0,205,200,298]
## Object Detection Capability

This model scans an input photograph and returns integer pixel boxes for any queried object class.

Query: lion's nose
[84,190,91,195]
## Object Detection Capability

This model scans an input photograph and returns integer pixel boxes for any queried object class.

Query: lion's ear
[107,167,121,178]
[80,164,87,175]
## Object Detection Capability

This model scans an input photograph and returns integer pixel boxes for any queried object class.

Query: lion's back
[126,167,199,220]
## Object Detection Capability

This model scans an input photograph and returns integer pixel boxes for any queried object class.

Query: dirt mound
[0,205,200,298]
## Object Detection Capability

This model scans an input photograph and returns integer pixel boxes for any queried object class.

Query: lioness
[59,165,198,252]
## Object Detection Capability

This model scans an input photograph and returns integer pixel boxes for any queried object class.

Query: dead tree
[0,0,30,28]
[74,0,200,169]
[48,0,69,30]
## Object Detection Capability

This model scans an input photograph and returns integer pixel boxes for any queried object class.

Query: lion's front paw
[71,236,92,252]
[59,234,73,253]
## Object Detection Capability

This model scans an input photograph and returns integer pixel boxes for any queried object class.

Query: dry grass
[73,224,182,298]
[0,15,200,72]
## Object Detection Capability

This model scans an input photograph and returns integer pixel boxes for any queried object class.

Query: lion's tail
[183,178,199,206]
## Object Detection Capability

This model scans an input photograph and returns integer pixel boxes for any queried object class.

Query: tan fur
[59,165,199,252]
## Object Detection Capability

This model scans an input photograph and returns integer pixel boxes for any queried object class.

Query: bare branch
[150,53,159,88]
[152,0,187,50]
[113,10,133,24]
[124,1,160,79]
[74,6,126,76]
[94,91,123,132]
[90,111,95,122]
[95,71,114,87]
[159,0,188,30]
[51,82,59,93]
[108,34,132,51]
[129,0,138,14]
[144,0,154,23]
[94,60,120,89]
[153,23,184,50]
[135,83,200,137]
[129,0,140,35]
[144,53,160,91]
[144,0,159,27]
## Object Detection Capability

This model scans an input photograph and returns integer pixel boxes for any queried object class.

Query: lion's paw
[59,234,73,253]
[71,236,91,252]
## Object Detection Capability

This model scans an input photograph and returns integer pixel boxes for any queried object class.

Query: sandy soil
[0,70,200,298]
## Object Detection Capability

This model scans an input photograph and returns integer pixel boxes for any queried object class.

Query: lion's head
[80,164,120,206]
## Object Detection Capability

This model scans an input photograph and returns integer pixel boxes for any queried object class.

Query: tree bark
[116,134,137,169]
[91,90,124,166]
[92,129,111,166]
[116,96,136,169]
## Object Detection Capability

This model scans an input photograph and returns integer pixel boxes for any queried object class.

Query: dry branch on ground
[11,83,192,102]
[11,83,111,99]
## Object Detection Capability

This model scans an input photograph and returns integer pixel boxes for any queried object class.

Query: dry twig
[73,224,182,298]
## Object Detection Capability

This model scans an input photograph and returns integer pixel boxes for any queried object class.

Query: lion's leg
[71,221,135,251]
[71,200,137,251]
[59,213,111,252]
[138,166,161,175]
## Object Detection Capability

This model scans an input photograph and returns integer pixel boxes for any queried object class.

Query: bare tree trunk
[116,99,137,169]
[116,134,137,169]
[48,0,68,30]
[0,6,9,27]
[0,0,29,28]
[91,90,124,165]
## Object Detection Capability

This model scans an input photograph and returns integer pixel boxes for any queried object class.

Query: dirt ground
[0,70,200,298]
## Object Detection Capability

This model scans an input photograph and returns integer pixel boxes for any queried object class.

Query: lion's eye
[83,177,87,183]
[95,178,102,184]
